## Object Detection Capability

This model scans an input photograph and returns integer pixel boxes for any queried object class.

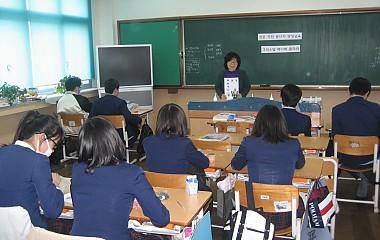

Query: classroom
[1,0,379,239]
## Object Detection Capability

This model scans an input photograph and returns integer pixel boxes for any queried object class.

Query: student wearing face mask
[0,111,65,230]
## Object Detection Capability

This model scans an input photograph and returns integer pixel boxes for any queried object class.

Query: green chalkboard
[119,21,180,86]
[184,12,380,86]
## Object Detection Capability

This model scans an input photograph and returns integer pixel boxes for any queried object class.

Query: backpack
[137,120,153,155]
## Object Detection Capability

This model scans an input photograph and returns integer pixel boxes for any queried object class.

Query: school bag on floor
[222,182,274,240]
[137,119,153,155]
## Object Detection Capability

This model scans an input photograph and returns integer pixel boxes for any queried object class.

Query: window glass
[0,0,93,90]
[28,0,60,14]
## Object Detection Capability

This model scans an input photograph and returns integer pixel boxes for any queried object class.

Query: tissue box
[186,175,198,195]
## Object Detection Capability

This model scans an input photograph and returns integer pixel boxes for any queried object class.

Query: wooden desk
[130,187,212,226]
[203,150,235,170]
[226,156,324,180]
[189,133,247,146]
[64,187,212,227]
[292,135,329,152]
[190,133,329,153]
[131,106,153,117]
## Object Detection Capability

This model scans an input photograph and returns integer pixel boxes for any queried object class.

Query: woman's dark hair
[223,52,241,70]
[349,77,371,96]
[13,111,63,144]
[65,76,82,91]
[281,83,302,107]
[155,103,187,137]
[252,105,290,143]
[77,117,125,174]
[104,78,120,94]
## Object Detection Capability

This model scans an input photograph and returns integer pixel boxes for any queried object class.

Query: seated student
[89,78,142,147]
[57,76,92,134]
[231,104,305,231]
[143,103,210,191]
[71,117,169,240]
[332,77,380,199]
[280,83,311,136]
[0,111,64,229]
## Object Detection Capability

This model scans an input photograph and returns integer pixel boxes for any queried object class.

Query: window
[0,0,94,89]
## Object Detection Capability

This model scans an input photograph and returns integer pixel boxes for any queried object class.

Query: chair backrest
[234,181,299,213]
[28,226,105,240]
[192,139,232,151]
[0,206,32,240]
[215,121,251,134]
[145,171,189,189]
[98,115,127,142]
[334,134,379,156]
[99,115,126,129]
[59,114,86,128]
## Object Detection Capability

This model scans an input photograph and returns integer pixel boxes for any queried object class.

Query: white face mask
[36,136,53,157]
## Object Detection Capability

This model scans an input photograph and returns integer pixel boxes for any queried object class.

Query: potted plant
[0,82,26,105]
[55,75,78,94]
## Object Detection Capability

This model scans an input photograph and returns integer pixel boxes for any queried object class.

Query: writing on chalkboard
[369,46,380,68]
[185,43,223,74]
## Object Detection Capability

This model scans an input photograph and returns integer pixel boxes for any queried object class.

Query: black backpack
[137,120,153,155]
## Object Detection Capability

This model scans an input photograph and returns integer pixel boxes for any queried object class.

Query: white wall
[91,0,380,47]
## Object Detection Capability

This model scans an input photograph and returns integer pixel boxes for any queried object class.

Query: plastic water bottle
[213,93,218,102]
[269,93,274,100]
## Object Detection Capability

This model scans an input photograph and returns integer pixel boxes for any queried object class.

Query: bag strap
[245,181,255,210]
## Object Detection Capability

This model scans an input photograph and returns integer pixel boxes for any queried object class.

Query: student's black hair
[65,76,82,92]
[281,83,302,107]
[155,103,187,137]
[252,104,290,143]
[349,77,371,96]
[223,52,241,70]
[13,111,64,143]
[77,117,124,174]
[104,78,120,94]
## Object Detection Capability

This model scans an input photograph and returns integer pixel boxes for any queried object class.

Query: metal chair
[99,115,132,163]
[58,114,86,163]
[334,134,379,213]
[234,181,301,239]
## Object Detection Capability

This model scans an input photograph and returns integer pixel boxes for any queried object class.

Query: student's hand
[133,199,141,209]
[237,93,242,98]
[52,173,61,187]
[221,94,227,100]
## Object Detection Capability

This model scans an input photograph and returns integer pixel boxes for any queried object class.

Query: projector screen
[97,45,153,87]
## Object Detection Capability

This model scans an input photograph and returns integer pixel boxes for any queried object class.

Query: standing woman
[0,111,64,229]
[215,52,251,100]
[71,117,169,240]
[143,103,210,191]
[231,104,305,231]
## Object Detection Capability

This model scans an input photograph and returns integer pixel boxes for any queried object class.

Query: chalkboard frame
[116,8,380,90]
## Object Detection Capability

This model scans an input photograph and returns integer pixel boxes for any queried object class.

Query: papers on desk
[212,113,254,122]
[200,133,229,141]
[128,220,181,236]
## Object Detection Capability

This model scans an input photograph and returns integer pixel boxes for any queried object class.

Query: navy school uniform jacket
[143,133,210,174]
[71,161,169,240]
[0,145,64,228]
[281,107,312,136]
[332,96,380,169]
[231,136,305,184]
[89,94,142,145]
